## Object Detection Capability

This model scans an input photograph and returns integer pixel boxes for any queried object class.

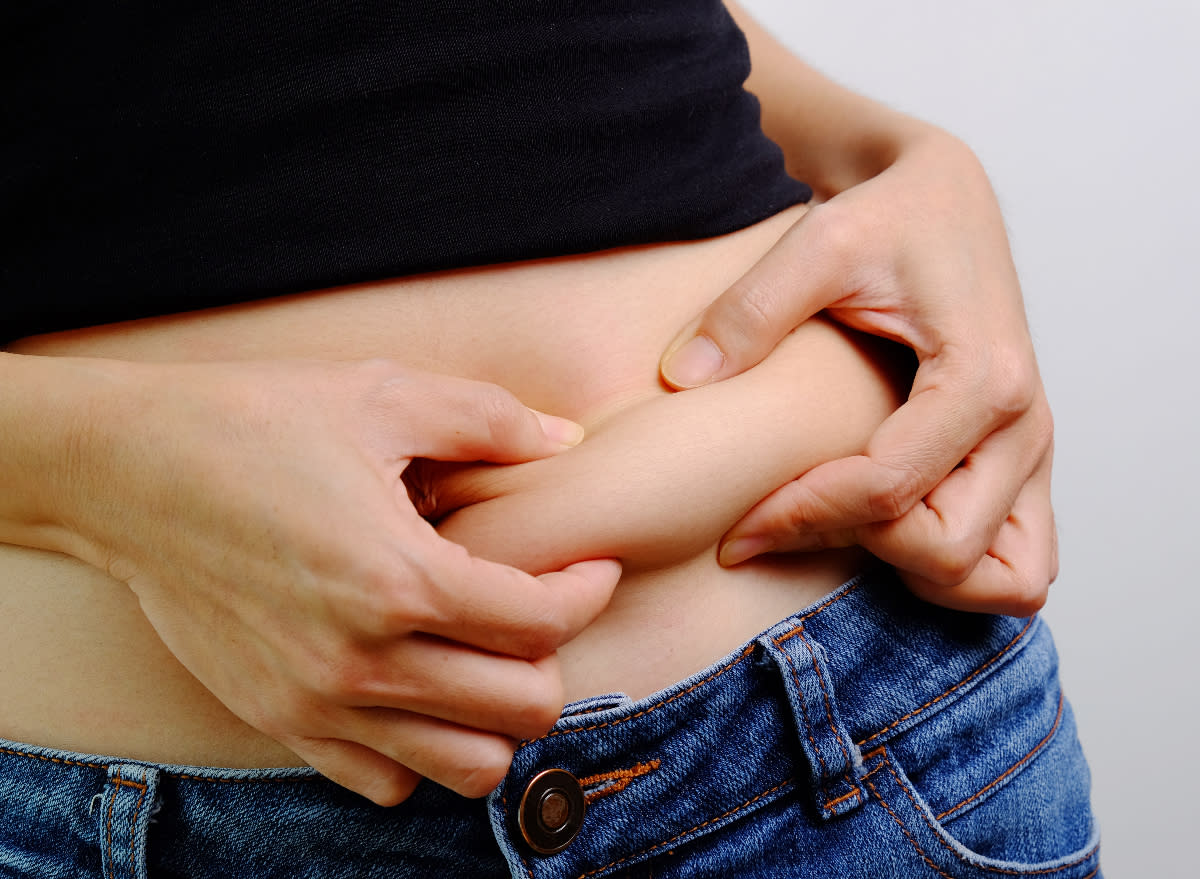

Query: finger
[281,735,423,806]
[854,412,1048,585]
[342,638,566,741]
[329,709,519,799]
[418,554,622,660]
[660,207,846,388]
[901,446,1056,616]
[386,371,584,462]
[722,349,1001,557]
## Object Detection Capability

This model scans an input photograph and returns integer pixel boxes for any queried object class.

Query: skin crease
[0,205,905,806]
[0,2,1053,806]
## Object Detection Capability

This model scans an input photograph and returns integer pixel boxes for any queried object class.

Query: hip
[0,568,1101,879]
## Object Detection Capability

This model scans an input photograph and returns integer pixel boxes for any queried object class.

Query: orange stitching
[878,753,1100,875]
[863,772,956,879]
[778,643,829,781]
[130,771,147,879]
[823,786,863,810]
[935,691,1064,822]
[111,778,146,791]
[0,743,317,786]
[0,744,106,769]
[580,760,661,805]
[775,626,862,810]
[771,580,866,649]
[575,777,794,879]
[857,617,1036,748]
[797,626,856,779]
[773,623,804,646]
[798,577,864,623]
[534,645,755,745]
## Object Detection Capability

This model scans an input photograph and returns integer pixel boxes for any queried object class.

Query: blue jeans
[0,568,1100,878]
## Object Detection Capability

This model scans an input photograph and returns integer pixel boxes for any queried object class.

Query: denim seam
[573,777,795,879]
[129,771,148,879]
[796,576,864,623]
[772,627,862,811]
[496,786,536,879]
[776,639,830,781]
[798,625,860,806]
[105,768,147,879]
[866,746,1101,877]
[1,744,106,770]
[935,690,1065,823]
[0,743,319,786]
[861,762,955,879]
[856,617,1037,748]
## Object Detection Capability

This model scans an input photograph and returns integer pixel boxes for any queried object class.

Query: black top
[1,0,809,341]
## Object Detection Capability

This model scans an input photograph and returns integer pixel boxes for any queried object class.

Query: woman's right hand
[0,355,619,805]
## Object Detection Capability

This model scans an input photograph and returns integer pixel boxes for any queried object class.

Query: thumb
[659,209,845,388]
[399,371,585,464]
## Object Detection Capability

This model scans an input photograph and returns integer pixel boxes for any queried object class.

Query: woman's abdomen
[0,204,908,765]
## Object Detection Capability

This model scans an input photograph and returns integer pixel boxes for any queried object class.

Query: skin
[0,4,1053,806]
[0,354,622,805]
[662,3,1057,616]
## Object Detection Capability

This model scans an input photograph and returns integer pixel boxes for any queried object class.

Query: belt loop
[97,763,159,879]
[761,622,864,819]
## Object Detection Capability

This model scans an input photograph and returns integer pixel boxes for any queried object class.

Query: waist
[0,204,904,766]
[0,573,1098,879]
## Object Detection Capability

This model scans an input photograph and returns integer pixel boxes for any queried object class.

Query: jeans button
[518,768,586,854]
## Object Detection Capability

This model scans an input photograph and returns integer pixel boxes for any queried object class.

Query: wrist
[0,352,136,562]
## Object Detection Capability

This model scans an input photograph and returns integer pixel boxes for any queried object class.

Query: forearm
[0,352,117,561]
[728,1,957,198]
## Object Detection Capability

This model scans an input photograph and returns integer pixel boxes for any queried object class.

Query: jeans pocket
[860,619,1101,878]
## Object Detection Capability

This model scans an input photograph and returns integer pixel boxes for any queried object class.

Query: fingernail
[719,536,774,567]
[532,411,586,448]
[663,335,724,388]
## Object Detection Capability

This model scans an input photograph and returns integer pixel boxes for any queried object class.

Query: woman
[0,1,1091,876]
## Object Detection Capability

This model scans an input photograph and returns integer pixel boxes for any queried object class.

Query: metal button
[518,768,586,855]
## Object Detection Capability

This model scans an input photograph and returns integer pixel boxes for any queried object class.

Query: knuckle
[1003,573,1050,617]
[986,349,1038,422]
[517,622,565,662]
[252,689,318,740]
[361,560,433,634]
[804,202,863,284]
[512,603,573,659]
[867,463,926,522]
[451,743,514,798]
[310,650,369,701]
[512,666,566,738]
[1030,396,1055,455]
[721,279,785,348]
[365,770,419,807]
[806,201,859,261]
[926,537,983,587]
[475,386,527,443]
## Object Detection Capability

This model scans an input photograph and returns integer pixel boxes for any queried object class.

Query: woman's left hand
[660,130,1056,617]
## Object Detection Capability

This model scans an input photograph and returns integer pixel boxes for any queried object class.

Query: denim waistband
[0,567,1099,879]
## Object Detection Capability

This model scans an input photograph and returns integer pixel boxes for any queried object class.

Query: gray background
[744,0,1199,874]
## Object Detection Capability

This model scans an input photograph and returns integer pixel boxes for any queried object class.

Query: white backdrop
[743,1,1200,875]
